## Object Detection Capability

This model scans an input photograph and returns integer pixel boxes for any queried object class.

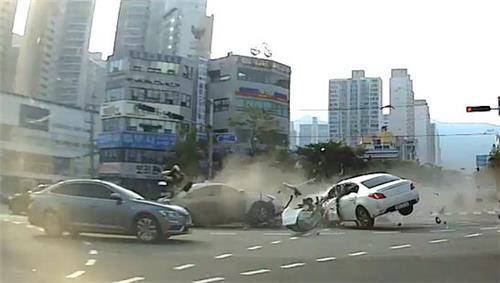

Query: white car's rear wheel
[398,205,413,216]
[356,206,374,228]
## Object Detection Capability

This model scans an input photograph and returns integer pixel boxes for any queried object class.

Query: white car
[323,173,419,228]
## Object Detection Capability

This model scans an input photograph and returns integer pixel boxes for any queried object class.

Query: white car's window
[361,175,400,189]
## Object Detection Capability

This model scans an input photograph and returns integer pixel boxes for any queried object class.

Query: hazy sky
[14,0,500,125]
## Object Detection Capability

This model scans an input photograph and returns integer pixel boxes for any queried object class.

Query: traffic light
[466,106,491,112]
[135,103,156,113]
[166,112,184,120]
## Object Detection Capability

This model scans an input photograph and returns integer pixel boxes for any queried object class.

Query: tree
[170,127,205,178]
[296,141,366,180]
[228,106,283,155]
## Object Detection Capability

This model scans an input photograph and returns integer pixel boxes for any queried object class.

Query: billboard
[97,132,177,150]
[476,155,490,168]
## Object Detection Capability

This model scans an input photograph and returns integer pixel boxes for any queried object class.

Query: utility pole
[89,108,95,178]
[208,99,214,180]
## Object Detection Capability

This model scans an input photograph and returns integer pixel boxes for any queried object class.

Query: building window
[164,91,179,105]
[214,98,230,112]
[19,104,50,132]
[180,94,191,107]
[130,88,146,100]
[109,59,123,73]
[145,89,161,102]
[105,88,123,102]
[102,118,120,132]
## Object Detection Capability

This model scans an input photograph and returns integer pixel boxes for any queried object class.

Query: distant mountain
[435,122,499,171]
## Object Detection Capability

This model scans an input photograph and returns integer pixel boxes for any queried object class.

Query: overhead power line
[290,132,497,139]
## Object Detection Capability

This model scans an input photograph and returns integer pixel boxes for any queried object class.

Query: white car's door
[338,183,359,221]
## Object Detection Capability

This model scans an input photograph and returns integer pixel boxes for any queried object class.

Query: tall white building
[388,69,415,138]
[414,99,434,164]
[160,0,214,59]
[0,0,18,91]
[14,0,96,107]
[329,70,382,147]
[298,117,329,146]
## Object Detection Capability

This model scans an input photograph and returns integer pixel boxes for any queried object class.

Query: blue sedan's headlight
[158,209,182,220]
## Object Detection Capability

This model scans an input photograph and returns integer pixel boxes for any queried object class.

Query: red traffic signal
[466,106,491,112]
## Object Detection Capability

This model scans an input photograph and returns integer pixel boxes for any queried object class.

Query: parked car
[28,179,192,242]
[8,184,49,215]
[323,173,419,228]
[159,182,282,227]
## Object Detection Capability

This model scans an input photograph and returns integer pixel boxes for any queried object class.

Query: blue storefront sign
[216,134,237,143]
[97,132,178,150]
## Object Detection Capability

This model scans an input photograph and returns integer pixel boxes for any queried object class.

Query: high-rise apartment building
[160,0,213,59]
[53,0,96,106]
[0,0,18,91]
[414,99,435,164]
[388,69,415,138]
[14,0,96,107]
[85,52,106,106]
[329,70,382,147]
[298,117,329,146]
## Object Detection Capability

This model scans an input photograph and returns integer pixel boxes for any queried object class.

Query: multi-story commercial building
[361,130,416,161]
[289,121,297,150]
[160,0,214,59]
[0,91,98,195]
[298,117,329,146]
[0,0,18,91]
[329,70,382,147]
[97,51,199,196]
[414,99,434,164]
[388,69,415,138]
[207,53,291,154]
[14,0,96,107]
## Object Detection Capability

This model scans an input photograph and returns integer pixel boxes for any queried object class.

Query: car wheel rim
[257,207,269,221]
[137,217,157,241]
[358,209,370,225]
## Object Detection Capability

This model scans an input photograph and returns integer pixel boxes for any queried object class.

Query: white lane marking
[247,245,262,251]
[210,232,236,236]
[458,212,467,215]
[348,251,367,256]
[390,244,412,250]
[193,276,225,283]
[174,263,196,270]
[487,210,496,215]
[316,257,336,262]
[430,229,456,233]
[280,262,306,269]
[82,241,92,245]
[372,231,400,234]
[473,211,482,215]
[271,240,282,244]
[65,270,85,279]
[320,232,346,235]
[444,212,452,216]
[12,221,22,225]
[2,219,8,222]
[85,259,96,266]
[214,253,232,259]
[240,269,270,276]
[89,250,98,255]
[37,227,44,232]
[464,233,482,238]
[480,226,500,231]
[26,224,36,229]
[112,277,145,283]
[263,232,290,236]
[289,236,299,240]
[429,239,448,244]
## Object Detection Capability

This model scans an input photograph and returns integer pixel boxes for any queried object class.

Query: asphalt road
[1,204,500,283]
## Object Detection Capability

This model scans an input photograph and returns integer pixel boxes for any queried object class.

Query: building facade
[0,91,97,195]
[329,70,382,147]
[85,52,107,106]
[0,0,18,91]
[388,69,415,138]
[414,99,434,164]
[97,51,199,196]
[207,53,291,154]
[289,121,297,150]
